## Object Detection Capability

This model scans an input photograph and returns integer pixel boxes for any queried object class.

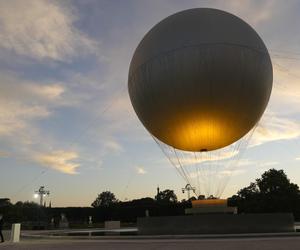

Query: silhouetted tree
[155,189,177,203]
[7,201,47,223]
[91,191,117,208]
[198,195,205,200]
[207,195,218,199]
[229,169,300,216]
[0,199,10,208]
[188,196,197,202]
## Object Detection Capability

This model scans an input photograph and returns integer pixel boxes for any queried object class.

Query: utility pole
[34,186,50,206]
[182,184,195,200]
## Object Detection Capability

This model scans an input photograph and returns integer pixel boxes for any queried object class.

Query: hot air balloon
[128,8,272,197]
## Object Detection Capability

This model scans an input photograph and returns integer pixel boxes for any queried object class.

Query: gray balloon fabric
[128,8,273,152]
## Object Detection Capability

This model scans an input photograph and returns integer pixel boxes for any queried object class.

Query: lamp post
[34,186,50,206]
[182,184,195,200]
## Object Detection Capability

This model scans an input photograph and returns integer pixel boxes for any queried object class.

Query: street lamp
[34,186,50,206]
[182,184,196,200]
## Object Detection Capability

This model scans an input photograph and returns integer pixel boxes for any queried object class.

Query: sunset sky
[1,0,300,207]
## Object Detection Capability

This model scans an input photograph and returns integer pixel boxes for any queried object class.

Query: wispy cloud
[225,0,274,26]
[136,166,147,175]
[0,101,49,137]
[271,60,300,113]
[103,139,124,154]
[0,73,65,137]
[0,72,84,175]
[235,159,278,168]
[251,114,300,146]
[259,161,279,167]
[33,150,79,174]
[169,149,239,167]
[0,0,98,61]
[237,159,255,167]
[0,151,10,158]
[218,169,247,178]
[27,84,65,100]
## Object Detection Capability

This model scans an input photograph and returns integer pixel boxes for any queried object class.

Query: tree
[91,191,117,208]
[155,189,177,203]
[188,196,197,202]
[5,201,48,224]
[229,169,300,215]
[0,198,10,207]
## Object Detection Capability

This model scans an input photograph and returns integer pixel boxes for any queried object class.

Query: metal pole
[182,184,196,200]
[35,186,50,206]
[40,194,43,206]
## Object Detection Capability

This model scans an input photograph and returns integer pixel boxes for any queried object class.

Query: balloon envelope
[128,8,272,151]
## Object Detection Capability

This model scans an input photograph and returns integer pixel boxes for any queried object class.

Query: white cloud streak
[170,149,239,167]
[224,0,274,26]
[0,73,65,137]
[0,101,50,137]
[27,84,65,100]
[251,114,300,147]
[103,139,124,154]
[136,166,147,175]
[0,0,98,61]
[33,150,79,174]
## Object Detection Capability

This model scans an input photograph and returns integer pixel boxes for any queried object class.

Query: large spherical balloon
[128,8,272,152]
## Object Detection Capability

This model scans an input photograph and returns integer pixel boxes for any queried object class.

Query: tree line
[1,169,300,229]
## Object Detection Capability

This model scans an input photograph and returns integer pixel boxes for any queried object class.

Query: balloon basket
[185,199,237,214]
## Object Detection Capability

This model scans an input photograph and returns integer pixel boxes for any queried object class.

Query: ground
[1,236,300,250]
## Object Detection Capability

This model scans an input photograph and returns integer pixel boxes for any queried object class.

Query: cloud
[27,84,65,100]
[0,73,65,137]
[33,150,79,174]
[253,161,280,175]
[102,91,134,122]
[0,151,10,158]
[251,114,300,146]
[238,159,279,168]
[103,139,124,154]
[136,166,147,175]
[0,72,82,174]
[259,161,279,167]
[190,159,278,178]
[167,149,239,167]
[0,101,50,136]
[0,0,97,61]
[236,159,255,167]
[226,159,279,178]
[224,0,274,26]
[218,169,247,178]
[270,59,300,113]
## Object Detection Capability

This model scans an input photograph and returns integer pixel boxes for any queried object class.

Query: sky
[0,0,300,207]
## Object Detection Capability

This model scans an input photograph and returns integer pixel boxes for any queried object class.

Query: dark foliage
[0,198,10,207]
[0,201,48,229]
[91,191,117,208]
[0,189,191,228]
[155,189,177,203]
[2,170,300,229]
[228,169,300,219]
